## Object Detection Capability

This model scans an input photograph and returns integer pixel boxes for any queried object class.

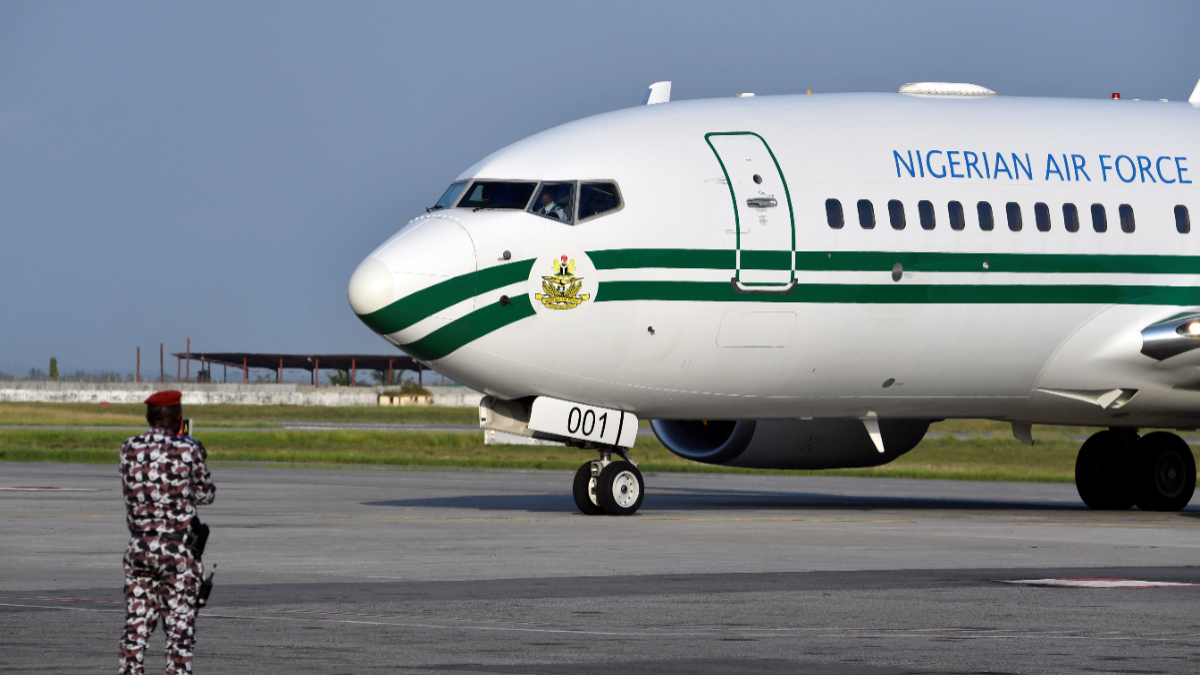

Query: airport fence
[0,382,484,408]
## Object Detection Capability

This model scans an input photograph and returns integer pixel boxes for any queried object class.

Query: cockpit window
[578,182,622,222]
[457,181,537,210]
[432,181,467,210]
[530,182,574,223]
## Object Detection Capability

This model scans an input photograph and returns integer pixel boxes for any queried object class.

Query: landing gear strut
[1075,429,1196,511]
[572,448,644,516]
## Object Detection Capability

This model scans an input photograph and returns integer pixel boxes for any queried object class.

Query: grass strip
[0,402,480,427]
[0,428,1090,483]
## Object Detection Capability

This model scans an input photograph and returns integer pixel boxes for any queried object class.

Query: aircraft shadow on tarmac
[363,486,1095,514]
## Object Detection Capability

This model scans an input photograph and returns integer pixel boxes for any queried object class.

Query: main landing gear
[1075,429,1196,511]
[573,448,645,516]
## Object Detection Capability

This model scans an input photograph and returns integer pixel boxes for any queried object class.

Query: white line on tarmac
[0,602,120,612]
[8,602,1200,643]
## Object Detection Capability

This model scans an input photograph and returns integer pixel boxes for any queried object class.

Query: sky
[1,1,1198,377]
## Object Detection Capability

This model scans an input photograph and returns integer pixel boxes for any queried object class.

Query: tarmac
[2,461,1199,674]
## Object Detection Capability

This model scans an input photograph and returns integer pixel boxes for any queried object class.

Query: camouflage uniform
[119,428,215,675]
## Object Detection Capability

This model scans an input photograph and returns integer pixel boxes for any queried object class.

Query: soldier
[119,390,215,675]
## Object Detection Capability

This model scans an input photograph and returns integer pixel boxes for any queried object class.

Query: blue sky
[1,1,1198,376]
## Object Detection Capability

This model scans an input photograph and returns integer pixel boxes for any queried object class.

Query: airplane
[348,79,1200,516]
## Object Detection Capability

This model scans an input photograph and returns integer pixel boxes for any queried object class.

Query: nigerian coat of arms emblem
[535,255,591,310]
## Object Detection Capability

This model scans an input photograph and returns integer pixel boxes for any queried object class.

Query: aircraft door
[705,132,795,292]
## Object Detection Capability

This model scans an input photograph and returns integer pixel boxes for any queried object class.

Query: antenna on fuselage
[644,81,671,105]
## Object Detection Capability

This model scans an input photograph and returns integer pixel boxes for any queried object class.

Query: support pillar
[186,338,190,382]
[136,347,140,383]
[278,358,283,384]
[243,357,247,384]
[315,358,319,388]
[160,344,164,383]
[177,357,181,383]
[351,359,356,387]
[388,359,394,385]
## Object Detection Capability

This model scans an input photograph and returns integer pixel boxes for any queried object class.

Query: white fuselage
[349,92,1200,429]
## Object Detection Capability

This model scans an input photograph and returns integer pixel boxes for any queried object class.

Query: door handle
[746,197,777,208]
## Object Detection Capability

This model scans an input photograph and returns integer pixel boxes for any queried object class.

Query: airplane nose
[347,257,394,315]
[349,216,477,336]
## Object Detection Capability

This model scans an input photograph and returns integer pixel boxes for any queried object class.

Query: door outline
[705,131,797,294]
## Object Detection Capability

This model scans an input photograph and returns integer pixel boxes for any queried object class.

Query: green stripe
[399,295,535,362]
[362,248,1200,360]
[588,248,1200,275]
[357,259,535,335]
[595,281,1200,305]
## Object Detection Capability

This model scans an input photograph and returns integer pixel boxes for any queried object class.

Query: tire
[572,462,605,515]
[1075,430,1134,510]
[1133,432,1197,512]
[596,461,644,516]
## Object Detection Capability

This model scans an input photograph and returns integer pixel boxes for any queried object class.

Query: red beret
[144,390,182,406]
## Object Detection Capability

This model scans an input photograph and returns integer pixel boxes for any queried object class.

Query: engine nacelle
[649,418,932,470]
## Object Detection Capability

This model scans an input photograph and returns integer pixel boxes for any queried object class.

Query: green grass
[0,402,480,427]
[1,404,1195,484]
[0,425,1090,482]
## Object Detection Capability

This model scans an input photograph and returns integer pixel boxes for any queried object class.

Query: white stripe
[596,268,1200,287]
[1002,578,1199,588]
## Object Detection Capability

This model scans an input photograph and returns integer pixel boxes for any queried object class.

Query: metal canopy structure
[170,352,426,386]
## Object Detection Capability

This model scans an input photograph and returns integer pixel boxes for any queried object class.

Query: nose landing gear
[1075,429,1196,511]
[572,449,645,516]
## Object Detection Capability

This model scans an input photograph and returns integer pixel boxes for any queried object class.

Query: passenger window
[433,181,467,210]
[948,201,965,230]
[1176,205,1191,233]
[918,200,935,230]
[578,182,621,222]
[825,199,844,229]
[1034,203,1050,232]
[459,181,538,210]
[888,200,905,230]
[1063,203,1079,232]
[1119,204,1135,233]
[1091,204,1107,232]
[857,199,875,229]
[977,201,994,231]
[1006,202,1022,231]
[530,182,575,223]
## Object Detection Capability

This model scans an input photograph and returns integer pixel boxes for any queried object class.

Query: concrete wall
[0,382,484,408]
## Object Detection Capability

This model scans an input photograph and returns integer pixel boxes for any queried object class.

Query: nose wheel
[572,451,644,516]
[572,462,605,515]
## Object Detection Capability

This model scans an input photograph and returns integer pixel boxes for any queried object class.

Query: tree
[49,357,59,381]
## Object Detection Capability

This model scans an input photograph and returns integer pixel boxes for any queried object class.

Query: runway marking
[8,601,1200,642]
[0,514,120,518]
[0,602,120,613]
[639,517,915,523]
[0,594,121,604]
[1001,578,1200,589]
[274,515,913,524]
[1008,521,1200,529]
[195,608,1200,642]
[275,515,543,521]
[0,486,109,492]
